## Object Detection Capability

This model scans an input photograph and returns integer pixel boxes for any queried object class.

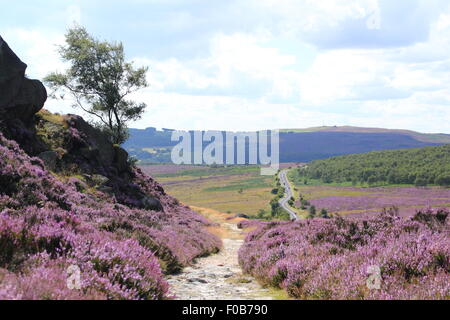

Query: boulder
[64,114,115,167]
[113,146,129,173]
[96,185,114,194]
[0,35,47,122]
[83,174,109,187]
[0,35,26,108]
[8,79,47,121]
[235,213,249,219]
[141,196,163,211]
[38,150,58,171]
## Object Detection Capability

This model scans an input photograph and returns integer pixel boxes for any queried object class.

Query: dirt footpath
[166,208,275,300]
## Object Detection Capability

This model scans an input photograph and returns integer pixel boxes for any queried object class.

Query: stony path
[167,219,274,300]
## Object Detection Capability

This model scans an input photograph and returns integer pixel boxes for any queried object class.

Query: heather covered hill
[0,36,220,300]
[294,144,450,186]
[239,208,450,300]
[279,131,441,163]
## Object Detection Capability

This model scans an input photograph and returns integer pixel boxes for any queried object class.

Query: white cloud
[3,1,450,133]
[298,49,383,104]
[3,28,65,80]
[134,32,301,101]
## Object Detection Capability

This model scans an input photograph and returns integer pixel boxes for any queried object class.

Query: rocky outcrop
[142,196,163,211]
[0,35,47,123]
[38,150,58,171]
[0,38,223,300]
[63,114,116,169]
[0,35,163,212]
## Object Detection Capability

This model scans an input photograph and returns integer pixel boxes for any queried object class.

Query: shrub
[308,206,317,219]
[239,208,450,300]
[436,174,450,187]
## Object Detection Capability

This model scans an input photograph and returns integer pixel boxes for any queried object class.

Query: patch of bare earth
[166,207,274,300]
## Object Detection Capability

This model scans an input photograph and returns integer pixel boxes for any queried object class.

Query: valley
[140,165,277,217]
[140,161,450,300]
[141,160,450,222]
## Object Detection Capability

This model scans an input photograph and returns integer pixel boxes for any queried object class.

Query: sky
[2,0,450,133]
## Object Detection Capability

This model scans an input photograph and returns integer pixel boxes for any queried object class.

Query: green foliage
[271,207,291,221]
[257,209,267,219]
[415,177,428,187]
[320,208,330,219]
[435,174,450,187]
[270,198,280,211]
[253,207,289,221]
[263,177,290,221]
[308,205,317,219]
[44,26,148,145]
[296,145,450,187]
[301,198,310,207]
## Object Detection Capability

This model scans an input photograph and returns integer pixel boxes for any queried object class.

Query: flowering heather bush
[0,132,220,299]
[239,208,449,300]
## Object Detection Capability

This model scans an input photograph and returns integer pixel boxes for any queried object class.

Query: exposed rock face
[38,150,58,171]
[113,145,129,174]
[142,196,163,211]
[0,36,26,103]
[63,114,116,169]
[0,36,164,212]
[0,35,47,123]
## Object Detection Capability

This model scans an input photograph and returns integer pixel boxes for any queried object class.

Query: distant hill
[123,126,450,164]
[294,144,450,186]
[281,126,450,144]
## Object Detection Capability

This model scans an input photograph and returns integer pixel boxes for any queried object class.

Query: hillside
[281,126,450,144]
[294,144,450,186]
[124,127,449,164]
[0,36,220,300]
[239,208,449,300]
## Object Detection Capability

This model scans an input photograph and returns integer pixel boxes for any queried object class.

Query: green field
[140,165,275,216]
[141,164,450,219]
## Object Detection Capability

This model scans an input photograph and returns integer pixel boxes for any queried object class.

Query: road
[278,169,298,221]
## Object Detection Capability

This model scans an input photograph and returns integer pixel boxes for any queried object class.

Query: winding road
[278,169,299,221]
